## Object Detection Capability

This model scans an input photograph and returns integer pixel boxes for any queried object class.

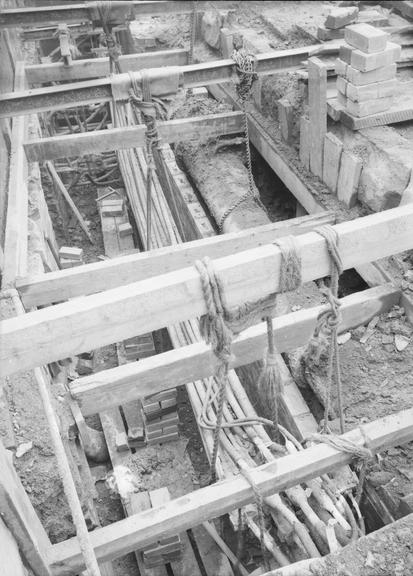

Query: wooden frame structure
[3,7,413,576]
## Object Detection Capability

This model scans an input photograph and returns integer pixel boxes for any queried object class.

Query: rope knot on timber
[308,427,374,504]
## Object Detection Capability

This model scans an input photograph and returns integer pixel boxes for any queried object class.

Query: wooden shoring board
[0,46,326,118]
[3,61,28,288]
[0,442,52,576]
[16,212,334,308]
[47,407,413,576]
[70,283,400,416]
[25,49,189,84]
[23,112,244,163]
[3,204,413,377]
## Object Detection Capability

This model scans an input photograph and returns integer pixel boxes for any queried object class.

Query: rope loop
[232,48,258,104]
[273,236,302,293]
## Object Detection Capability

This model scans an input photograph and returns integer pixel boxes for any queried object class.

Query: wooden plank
[23,112,244,163]
[0,443,51,576]
[322,132,343,193]
[0,46,323,118]
[0,516,26,576]
[299,116,310,169]
[70,284,400,416]
[337,150,362,208]
[26,49,189,84]
[47,407,413,576]
[308,57,328,178]
[4,204,413,376]
[16,212,335,308]
[277,98,294,144]
[3,62,28,288]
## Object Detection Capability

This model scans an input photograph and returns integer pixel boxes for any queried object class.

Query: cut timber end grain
[345,23,389,54]
[59,246,83,260]
[325,6,358,29]
[118,222,133,237]
[339,42,401,72]
[335,59,396,86]
[346,95,393,117]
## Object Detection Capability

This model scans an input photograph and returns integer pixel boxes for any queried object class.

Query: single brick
[340,42,401,72]
[59,258,83,269]
[335,59,396,85]
[101,199,124,216]
[118,222,133,237]
[346,94,393,117]
[345,23,389,53]
[358,10,389,27]
[325,6,358,29]
[59,246,83,260]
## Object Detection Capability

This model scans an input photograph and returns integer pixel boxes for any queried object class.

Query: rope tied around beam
[97,0,122,74]
[218,49,267,231]
[128,70,167,250]
[308,427,374,504]
[302,225,344,433]
[259,236,302,435]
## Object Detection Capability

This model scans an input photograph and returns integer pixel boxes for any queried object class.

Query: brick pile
[317,7,388,41]
[58,245,84,269]
[142,389,179,445]
[336,23,401,117]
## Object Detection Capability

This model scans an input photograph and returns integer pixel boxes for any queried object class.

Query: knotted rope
[303,225,344,433]
[128,71,167,250]
[97,0,121,74]
[308,428,374,504]
[259,236,302,434]
[218,49,266,231]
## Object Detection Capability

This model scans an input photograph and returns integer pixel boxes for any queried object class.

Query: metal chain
[219,49,266,231]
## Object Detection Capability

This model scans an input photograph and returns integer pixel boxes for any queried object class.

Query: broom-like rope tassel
[259,316,283,432]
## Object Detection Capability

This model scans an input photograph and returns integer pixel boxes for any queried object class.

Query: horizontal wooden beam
[16,212,335,308]
[48,407,413,575]
[0,46,321,118]
[23,111,244,163]
[3,205,413,377]
[0,1,211,29]
[25,49,189,84]
[71,284,400,416]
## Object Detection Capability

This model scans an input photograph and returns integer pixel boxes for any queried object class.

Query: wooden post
[322,132,343,193]
[0,442,52,576]
[277,98,294,144]
[219,27,233,59]
[299,116,310,169]
[337,150,362,208]
[308,57,327,178]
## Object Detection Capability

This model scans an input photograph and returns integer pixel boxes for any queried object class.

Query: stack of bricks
[141,488,182,567]
[317,7,388,41]
[59,246,84,269]
[336,24,401,118]
[142,389,179,445]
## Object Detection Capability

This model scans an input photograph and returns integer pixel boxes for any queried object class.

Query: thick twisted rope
[97,0,122,75]
[240,466,270,571]
[304,225,344,432]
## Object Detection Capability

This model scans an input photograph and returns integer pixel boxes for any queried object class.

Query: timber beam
[24,111,245,163]
[0,2,211,29]
[48,407,413,575]
[16,213,335,308]
[70,284,400,416]
[25,49,189,84]
[3,204,413,376]
[0,46,322,118]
